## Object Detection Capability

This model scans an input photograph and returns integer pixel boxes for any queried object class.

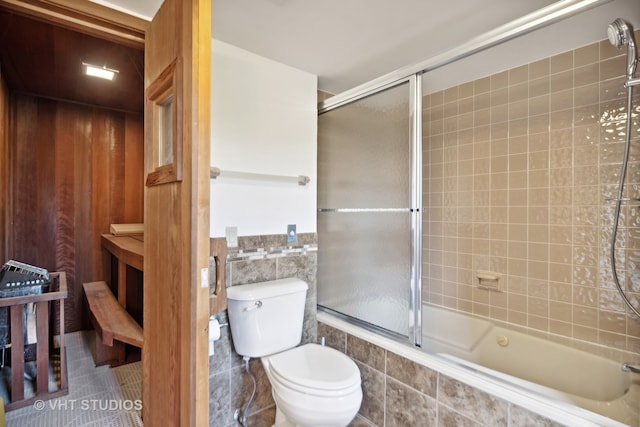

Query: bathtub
[317,305,640,427]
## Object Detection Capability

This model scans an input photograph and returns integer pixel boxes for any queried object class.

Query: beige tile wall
[423,31,640,355]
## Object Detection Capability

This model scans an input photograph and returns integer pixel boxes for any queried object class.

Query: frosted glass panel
[318,82,411,209]
[317,212,410,336]
[317,80,413,337]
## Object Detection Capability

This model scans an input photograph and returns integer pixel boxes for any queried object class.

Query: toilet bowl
[262,343,362,427]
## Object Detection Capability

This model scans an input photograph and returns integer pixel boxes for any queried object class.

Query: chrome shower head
[608,18,637,80]
[608,18,631,47]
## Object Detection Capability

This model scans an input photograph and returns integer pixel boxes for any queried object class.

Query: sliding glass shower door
[317,76,421,340]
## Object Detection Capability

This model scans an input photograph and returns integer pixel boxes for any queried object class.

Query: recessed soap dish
[477,270,503,292]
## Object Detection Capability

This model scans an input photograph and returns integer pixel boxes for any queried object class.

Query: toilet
[227,278,362,427]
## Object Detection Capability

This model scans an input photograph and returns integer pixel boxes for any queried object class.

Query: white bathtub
[317,305,640,427]
[421,304,639,425]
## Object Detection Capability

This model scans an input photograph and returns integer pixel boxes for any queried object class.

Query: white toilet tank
[227,278,308,358]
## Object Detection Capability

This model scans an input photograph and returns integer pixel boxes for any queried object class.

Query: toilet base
[271,407,295,427]
[270,398,358,427]
[272,406,349,427]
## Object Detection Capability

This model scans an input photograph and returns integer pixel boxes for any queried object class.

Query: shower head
[607,18,637,80]
[608,18,632,47]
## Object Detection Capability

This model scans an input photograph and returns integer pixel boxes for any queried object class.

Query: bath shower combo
[315,11,640,425]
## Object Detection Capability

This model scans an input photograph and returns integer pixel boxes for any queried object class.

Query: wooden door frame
[0,0,211,424]
[0,0,146,47]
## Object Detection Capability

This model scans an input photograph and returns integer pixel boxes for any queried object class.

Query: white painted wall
[210,39,318,238]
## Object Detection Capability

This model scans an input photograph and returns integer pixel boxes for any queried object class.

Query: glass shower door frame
[410,73,422,348]
[318,73,423,347]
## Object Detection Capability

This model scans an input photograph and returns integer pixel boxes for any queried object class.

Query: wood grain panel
[12,97,49,265]
[0,71,9,263]
[143,1,181,422]
[124,115,144,222]
[143,0,211,424]
[72,103,94,332]
[34,100,56,269]
[54,102,84,334]
[91,111,117,291]
[9,94,143,333]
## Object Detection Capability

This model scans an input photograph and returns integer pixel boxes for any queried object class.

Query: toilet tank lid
[227,278,308,301]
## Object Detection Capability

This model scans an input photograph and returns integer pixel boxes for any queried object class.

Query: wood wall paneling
[0,69,9,263]
[0,0,149,414]
[124,115,144,222]
[10,95,143,332]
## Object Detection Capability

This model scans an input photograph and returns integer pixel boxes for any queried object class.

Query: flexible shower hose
[610,84,640,319]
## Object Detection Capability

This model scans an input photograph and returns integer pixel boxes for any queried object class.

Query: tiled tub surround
[208,233,317,427]
[423,31,640,355]
[318,313,629,427]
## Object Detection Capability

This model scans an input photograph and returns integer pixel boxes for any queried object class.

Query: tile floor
[4,331,142,427]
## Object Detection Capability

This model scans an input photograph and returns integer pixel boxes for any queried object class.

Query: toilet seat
[266,343,361,396]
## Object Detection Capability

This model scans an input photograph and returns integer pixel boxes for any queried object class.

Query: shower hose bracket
[622,363,640,374]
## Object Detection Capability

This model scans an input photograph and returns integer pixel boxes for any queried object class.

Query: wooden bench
[83,281,143,366]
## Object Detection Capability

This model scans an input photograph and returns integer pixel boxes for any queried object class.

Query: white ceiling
[93,0,571,94]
